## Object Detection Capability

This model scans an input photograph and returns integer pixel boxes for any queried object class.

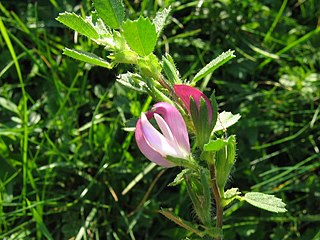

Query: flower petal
[152,102,190,155]
[174,84,213,122]
[135,118,175,167]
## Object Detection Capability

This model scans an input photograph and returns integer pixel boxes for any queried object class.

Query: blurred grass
[0,0,319,239]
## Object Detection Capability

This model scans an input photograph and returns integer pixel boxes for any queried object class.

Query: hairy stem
[209,164,223,240]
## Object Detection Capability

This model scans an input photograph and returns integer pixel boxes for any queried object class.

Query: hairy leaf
[243,192,287,213]
[192,50,236,84]
[63,48,113,68]
[56,12,99,40]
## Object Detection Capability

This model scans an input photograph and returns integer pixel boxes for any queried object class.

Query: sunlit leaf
[93,0,125,29]
[122,17,157,56]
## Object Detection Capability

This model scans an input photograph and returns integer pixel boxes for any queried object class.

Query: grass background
[0,0,319,239]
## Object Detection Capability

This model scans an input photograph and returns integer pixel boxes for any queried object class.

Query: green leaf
[63,48,113,69]
[204,138,228,152]
[243,192,287,213]
[122,17,157,56]
[159,209,205,237]
[214,111,241,132]
[153,6,171,37]
[192,49,236,84]
[93,0,125,29]
[0,97,19,114]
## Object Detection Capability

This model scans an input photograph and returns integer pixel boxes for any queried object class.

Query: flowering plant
[57,1,287,239]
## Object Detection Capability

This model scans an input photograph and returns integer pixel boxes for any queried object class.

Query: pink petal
[152,102,190,155]
[174,84,213,122]
[135,118,175,167]
[140,113,178,157]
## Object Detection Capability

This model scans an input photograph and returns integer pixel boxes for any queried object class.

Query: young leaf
[243,192,287,213]
[214,111,241,132]
[192,49,236,84]
[56,12,99,40]
[122,17,157,56]
[204,138,228,152]
[63,48,113,69]
[222,188,241,207]
[93,0,125,29]
[153,6,171,37]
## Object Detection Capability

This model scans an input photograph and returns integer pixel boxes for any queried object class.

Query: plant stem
[209,164,223,240]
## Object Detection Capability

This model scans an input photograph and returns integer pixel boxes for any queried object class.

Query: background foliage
[0,0,319,239]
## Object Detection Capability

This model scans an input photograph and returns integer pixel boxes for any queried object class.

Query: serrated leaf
[243,192,287,213]
[153,6,171,37]
[214,111,241,132]
[159,209,205,237]
[63,48,113,68]
[122,17,157,56]
[192,50,236,84]
[204,138,227,152]
[93,0,125,29]
[56,12,99,40]
[57,13,115,47]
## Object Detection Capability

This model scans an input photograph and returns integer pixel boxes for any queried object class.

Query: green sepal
[215,135,237,195]
[162,53,181,86]
[190,97,212,149]
[184,170,213,227]
[209,91,218,130]
[166,155,199,170]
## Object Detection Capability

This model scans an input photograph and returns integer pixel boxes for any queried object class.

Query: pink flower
[173,84,213,122]
[135,102,190,167]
